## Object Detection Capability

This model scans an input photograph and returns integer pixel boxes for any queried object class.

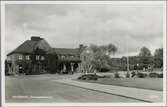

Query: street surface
[5,73,143,103]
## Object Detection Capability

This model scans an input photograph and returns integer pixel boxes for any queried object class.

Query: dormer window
[26,55,30,60]
[36,55,40,60]
[18,55,23,60]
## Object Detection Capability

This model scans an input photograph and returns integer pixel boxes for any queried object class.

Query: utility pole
[126,35,130,72]
[127,54,129,71]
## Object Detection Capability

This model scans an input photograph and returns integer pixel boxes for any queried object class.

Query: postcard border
[1,1,166,107]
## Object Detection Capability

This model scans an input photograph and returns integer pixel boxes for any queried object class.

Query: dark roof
[7,36,81,58]
[7,37,52,56]
[59,57,81,62]
[47,48,81,62]
[7,40,39,56]
[48,48,80,55]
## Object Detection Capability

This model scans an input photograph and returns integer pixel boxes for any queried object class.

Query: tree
[107,44,117,55]
[139,46,152,57]
[138,46,153,69]
[154,48,163,68]
[89,43,117,72]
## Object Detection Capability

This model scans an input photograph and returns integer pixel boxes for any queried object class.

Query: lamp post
[85,49,90,74]
[137,63,139,70]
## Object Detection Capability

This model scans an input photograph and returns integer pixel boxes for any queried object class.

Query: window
[18,55,23,60]
[36,55,40,60]
[26,55,30,60]
[70,55,74,58]
[41,56,45,60]
[61,55,65,59]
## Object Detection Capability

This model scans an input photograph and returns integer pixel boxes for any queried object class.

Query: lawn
[77,78,163,91]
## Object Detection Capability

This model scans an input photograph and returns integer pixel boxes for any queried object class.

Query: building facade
[6,36,84,75]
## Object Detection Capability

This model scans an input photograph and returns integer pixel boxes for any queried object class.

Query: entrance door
[36,63,42,74]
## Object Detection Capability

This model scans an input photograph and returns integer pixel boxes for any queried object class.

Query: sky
[5,3,164,57]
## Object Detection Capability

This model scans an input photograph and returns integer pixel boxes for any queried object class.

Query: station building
[6,36,85,75]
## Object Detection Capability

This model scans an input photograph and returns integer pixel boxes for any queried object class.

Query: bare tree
[89,43,118,72]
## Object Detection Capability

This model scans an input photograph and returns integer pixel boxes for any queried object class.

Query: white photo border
[1,1,166,107]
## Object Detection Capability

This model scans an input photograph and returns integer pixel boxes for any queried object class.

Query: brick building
[6,36,83,75]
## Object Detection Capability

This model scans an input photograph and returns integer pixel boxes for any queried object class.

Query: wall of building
[7,53,24,74]
[6,53,47,75]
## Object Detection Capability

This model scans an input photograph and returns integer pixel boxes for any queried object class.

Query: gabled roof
[47,48,81,62]
[7,36,83,58]
[7,37,51,56]
[48,48,80,56]
[7,40,38,56]
[59,57,81,62]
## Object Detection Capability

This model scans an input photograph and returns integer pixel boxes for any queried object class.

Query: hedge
[114,72,120,78]
[137,72,147,78]
[149,73,159,78]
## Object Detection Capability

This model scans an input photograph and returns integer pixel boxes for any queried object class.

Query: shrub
[158,73,163,78]
[149,73,159,78]
[137,72,147,78]
[98,75,111,78]
[97,75,104,78]
[114,72,120,78]
[100,67,110,72]
[78,74,98,80]
[103,75,111,78]
[131,71,136,78]
[126,72,130,78]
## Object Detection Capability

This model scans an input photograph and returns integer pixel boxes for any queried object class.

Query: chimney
[79,44,84,50]
[31,36,42,41]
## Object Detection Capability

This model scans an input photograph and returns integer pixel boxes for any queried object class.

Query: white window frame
[36,55,40,60]
[18,55,23,60]
[26,55,30,60]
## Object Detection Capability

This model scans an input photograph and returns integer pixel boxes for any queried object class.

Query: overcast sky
[5,4,164,57]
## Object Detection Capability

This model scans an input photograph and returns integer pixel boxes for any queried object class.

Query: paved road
[5,74,144,103]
